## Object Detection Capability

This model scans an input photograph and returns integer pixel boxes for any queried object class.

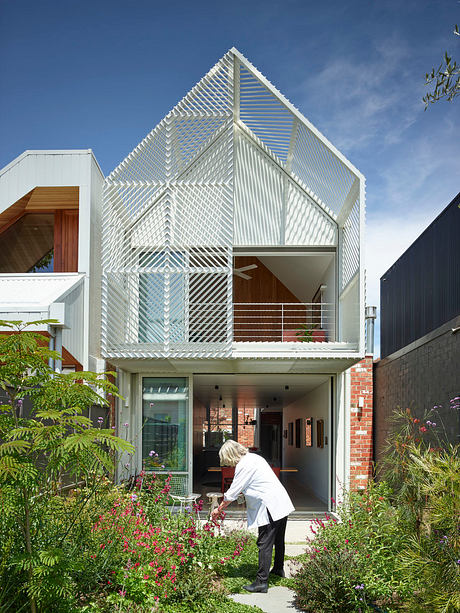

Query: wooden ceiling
[0,187,79,235]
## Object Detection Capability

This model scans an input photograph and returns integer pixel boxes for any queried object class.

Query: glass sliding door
[142,378,189,490]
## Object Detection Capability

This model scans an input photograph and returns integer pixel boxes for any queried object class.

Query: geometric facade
[102,48,365,359]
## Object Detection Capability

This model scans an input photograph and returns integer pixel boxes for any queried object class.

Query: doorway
[192,373,331,512]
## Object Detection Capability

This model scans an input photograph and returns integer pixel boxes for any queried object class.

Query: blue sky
[1,0,459,354]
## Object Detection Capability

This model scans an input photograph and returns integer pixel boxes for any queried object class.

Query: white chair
[170,493,201,519]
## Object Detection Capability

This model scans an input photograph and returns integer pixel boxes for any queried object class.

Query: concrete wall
[283,380,330,503]
[374,314,460,467]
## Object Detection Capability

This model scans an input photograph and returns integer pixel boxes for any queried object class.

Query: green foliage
[295,324,315,342]
[0,320,265,613]
[0,320,134,613]
[294,406,460,613]
[423,24,460,107]
[294,483,409,612]
[383,409,460,612]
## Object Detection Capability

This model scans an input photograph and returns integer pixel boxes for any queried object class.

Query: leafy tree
[423,24,460,107]
[0,320,134,612]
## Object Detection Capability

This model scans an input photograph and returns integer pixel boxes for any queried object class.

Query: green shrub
[294,405,460,613]
[0,320,134,613]
[294,483,409,612]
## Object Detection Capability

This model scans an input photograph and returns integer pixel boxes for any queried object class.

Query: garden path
[228,519,312,613]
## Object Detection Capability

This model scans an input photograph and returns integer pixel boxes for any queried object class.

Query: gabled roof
[107,48,364,220]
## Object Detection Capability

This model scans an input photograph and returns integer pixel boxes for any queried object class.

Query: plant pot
[282,330,300,342]
[312,329,326,342]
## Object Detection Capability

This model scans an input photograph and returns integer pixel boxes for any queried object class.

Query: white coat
[223,453,295,528]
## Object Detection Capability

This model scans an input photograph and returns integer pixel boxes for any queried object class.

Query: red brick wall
[236,406,256,448]
[349,356,374,490]
[207,406,256,448]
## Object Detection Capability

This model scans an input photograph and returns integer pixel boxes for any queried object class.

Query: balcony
[233,302,334,343]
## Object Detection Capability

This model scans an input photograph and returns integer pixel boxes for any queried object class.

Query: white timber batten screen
[101,48,365,358]
[102,52,234,359]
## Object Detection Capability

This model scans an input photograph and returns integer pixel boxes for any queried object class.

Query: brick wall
[374,316,460,467]
[236,407,256,448]
[207,406,256,448]
[349,356,374,490]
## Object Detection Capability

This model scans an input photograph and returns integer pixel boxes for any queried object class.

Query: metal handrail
[233,302,335,342]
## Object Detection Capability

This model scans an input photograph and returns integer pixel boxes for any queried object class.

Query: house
[0,49,371,512]
[374,192,460,464]
[0,150,109,423]
[101,48,368,511]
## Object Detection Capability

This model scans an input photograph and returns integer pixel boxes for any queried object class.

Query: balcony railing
[233,302,335,343]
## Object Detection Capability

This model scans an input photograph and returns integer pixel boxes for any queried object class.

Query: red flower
[419,426,428,433]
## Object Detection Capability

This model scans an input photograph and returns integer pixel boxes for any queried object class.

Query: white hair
[219,440,248,467]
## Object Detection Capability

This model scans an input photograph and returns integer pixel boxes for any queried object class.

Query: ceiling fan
[233,264,258,280]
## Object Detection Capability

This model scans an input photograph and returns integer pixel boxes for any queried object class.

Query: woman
[211,440,295,593]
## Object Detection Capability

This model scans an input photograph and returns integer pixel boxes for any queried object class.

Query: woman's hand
[210,507,222,522]
[211,499,230,522]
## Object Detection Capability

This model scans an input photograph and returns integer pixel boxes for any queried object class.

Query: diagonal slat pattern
[102,52,234,358]
[102,48,364,359]
[341,196,361,291]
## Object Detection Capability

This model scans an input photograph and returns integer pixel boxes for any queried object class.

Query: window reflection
[142,377,188,471]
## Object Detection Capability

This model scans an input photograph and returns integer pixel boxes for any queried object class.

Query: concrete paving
[229,585,304,612]
[227,519,311,613]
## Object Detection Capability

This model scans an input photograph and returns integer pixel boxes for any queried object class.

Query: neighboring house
[374,192,460,465]
[0,149,104,374]
[0,49,371,511]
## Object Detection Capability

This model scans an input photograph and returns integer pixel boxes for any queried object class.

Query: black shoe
[243,580,268,593]
[270,568,285,577]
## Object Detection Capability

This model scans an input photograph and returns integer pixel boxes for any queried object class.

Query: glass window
[142,377,188,472]
[0,213,54,273]
[138,252,186,343]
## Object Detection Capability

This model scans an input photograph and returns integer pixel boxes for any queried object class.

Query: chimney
[365,306,377,356]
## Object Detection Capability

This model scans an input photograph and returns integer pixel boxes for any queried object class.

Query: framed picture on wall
[317,419,324,448]
[295,418,301,448]
[305,417,313,447]
[288,422,293,446]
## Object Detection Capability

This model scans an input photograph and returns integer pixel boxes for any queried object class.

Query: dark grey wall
[380,192,460,358]
[374,314,460,466]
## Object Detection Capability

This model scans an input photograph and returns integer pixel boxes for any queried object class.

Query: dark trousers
[256,511,288,583]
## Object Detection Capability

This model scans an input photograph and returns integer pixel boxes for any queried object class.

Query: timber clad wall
[233,257,301,304]
[349,357,373,490]
[380,192,460,358]
[54,210,79,272]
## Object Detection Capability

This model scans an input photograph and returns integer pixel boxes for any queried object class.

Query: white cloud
[365,210,434,358]
[363,115,460,356]
[296,35,424,152]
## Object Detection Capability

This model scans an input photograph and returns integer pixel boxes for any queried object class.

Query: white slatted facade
[102,48,365,359]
